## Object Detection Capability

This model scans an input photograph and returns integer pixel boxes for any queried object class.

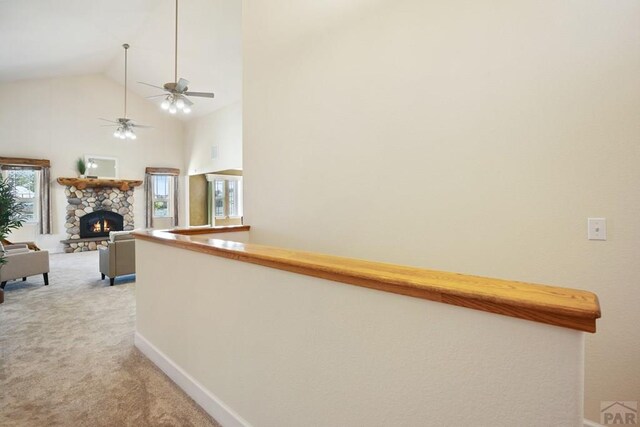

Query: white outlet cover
[588,218,606,241]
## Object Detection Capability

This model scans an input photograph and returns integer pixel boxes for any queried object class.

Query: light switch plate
[588,218,606,240]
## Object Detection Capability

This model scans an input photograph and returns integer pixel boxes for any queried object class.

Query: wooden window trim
[0,157,51,169]
[145,167,180,176]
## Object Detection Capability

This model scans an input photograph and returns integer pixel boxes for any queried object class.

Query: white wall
[185,101,242,176]
[184,102,243,227]
[136,238,586,427]
[243,0,640,420]
[0,74,185,251]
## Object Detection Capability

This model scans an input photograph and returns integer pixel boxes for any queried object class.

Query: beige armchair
[0,244,50,289]
[99,232,135,286]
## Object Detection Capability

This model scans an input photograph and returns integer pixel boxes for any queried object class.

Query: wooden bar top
[133,227,601,333]
[168,225,251,235]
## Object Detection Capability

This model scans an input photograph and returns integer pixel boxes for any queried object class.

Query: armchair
[0,244,50,289]
[99,232,136,286]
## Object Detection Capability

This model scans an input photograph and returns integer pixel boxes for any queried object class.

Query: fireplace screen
[79,211,124,238]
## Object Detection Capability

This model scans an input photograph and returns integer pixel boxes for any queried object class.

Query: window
[0,158,51,234]
[2,169,39,222]
[227,179,239,217]
[208,175,243,219]
[152,175,172,218]
[145,167,180,228]
[214,180,225,217]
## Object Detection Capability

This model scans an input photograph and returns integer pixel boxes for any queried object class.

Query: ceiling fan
[138,0,215,115]
[100,44,151,140]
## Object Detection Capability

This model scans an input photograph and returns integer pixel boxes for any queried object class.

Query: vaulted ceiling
[0,0,242,118]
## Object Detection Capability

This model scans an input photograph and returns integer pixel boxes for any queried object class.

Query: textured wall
[137,239,585,426]
[184,102,242,176]
[242,0,640,419]
[189,174,208,226]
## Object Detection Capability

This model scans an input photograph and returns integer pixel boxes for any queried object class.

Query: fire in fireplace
[79,211,124,238]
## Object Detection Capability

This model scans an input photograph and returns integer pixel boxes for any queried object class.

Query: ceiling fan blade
[176,78,189,92]
[126,119,152,129]
[98,118,119,123]
[182,96,194,107]
[185,91,215,98]
[138,81,167,90]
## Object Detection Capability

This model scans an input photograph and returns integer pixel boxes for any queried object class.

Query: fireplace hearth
[80,211,124,238]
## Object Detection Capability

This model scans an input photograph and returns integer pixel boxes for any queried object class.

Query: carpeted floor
[0,251,220,427]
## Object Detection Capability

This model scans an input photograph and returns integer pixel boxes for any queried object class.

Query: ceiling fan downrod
[174,0,178,84]
[123,43,129,118]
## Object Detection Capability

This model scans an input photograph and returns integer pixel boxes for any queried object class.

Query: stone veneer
[63,186,135,253]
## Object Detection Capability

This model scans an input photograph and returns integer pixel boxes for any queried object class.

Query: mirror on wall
[85,155,118,178]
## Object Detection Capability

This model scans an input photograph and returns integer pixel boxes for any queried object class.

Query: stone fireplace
[62,185,136,253]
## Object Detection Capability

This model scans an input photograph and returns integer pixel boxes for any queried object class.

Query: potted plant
[76,157,87,178]
[0,178,26,303]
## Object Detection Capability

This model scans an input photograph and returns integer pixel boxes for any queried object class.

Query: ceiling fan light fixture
[183,105,191,114]
[161,99,171,110]
[175,98,185,109]
[169,105,177,114]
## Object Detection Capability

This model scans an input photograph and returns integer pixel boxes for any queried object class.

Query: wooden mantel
[57,177,143,191]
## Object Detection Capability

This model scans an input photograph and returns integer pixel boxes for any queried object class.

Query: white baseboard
[134,331,251,427]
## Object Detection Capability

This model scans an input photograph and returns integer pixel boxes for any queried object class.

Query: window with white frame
[214,180,225,217]
[2,168,39,222]
[152,175,172,218]
[209,175,242,220]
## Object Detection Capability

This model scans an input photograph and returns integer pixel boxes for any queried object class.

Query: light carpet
[0,251,220,427]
